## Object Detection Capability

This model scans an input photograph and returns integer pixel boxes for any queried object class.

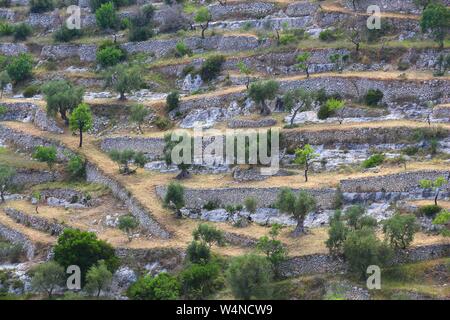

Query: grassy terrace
[0,118,448,257]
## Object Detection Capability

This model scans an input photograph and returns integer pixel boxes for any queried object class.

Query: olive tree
[69,103,93,148]
[42,80,84,124]
[294,144,318,182]
[194,7,212,39]
[283,88,313,126]
[248,80,279,116]
[30,261,65,298]
[382,214,419,250]
[103,64,143,100]
[130,104,149,134]
[420,3,450,49]
[419,176,448,206]
[276,188,316,236]
[0,165,15,202]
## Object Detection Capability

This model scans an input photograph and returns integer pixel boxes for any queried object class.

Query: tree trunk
[292,217,305,237]
[79,127,83,148]
[138,123,143,134]
[176,169,190,179]
[356,42,360,52]
[305,66,309,78]
[36,205,39,214]
[119,92,126,100]
[0,190,4,203]
[304,161,309,182]
[97,288,101,297]
[435,188,440,206]
[260,100,271,116]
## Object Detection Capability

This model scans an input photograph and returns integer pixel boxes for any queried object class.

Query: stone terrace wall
[0,43,28,56]
[282,126,450,147]
[340,170,450,193]
[281,243,450,277]
[85,163,171,239]
[4,208,65,237]
[155,186,337,210]
[208,1,278,20]
[0,220,36,260]
[1,102,63,134]
[343,0,450,14]
[0,125,73,161]
[100,136,165,160]
[115,247,184,271]
[12,169,62,187]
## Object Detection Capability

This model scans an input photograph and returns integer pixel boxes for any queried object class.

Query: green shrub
[244,197,257,214]
[95,2,119,30]
[30,0,54,13]
[365,89,384,107]
[397,60,410,71]
[199,55,225,82]
[164,182,185,210]
[23,84,40,98]
[153,116,172,131]
[402,146,419,156]
[13,23,32,41]
[33,145,57,169]
[182,65,195,77]
[361,153,385,168]
[128,25,153,42]
[166,91,179,112]
[174,41,192,57]
[319,28,341,42]
[417,204,442,217]
[186,240,211,264]
[53,24,83,42]
[203,199,221,210]
[67,154,86,180]
[382,214,418,249]
[53,229,119,283]
[0,22,14,36]
[180,262,221,299]
[0,242,23,263]
[317,103,332,120]
[7,53,33,83]
[127,273,180,300]
[96,41,126,67]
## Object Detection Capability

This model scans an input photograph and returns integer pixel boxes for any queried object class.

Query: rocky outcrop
[228,118,277,128]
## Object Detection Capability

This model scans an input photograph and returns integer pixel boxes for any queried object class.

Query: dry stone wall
[4,208,65,237]
[0,220,36,260]
[100,136,165,160]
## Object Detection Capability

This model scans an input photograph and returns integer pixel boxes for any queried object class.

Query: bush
[361,153,385,168]
[174,41,192,57]
[53,229,119,283]
[180,262,221,299]
[23,84,40,98]
[153,116,172,131]
[164,182,185,210]
[343,228,393,278]
[417,204,442,217]
[67,154,86,180]
[0,22,14,36]
[128,25,153,42]
[0,242,23,263]
[96,41,126,67]
[53,24,82,42]
[30,261,65,298]
[13,23,32,41]
[30,0,54,13]
[199,55,225,82]
[6,53,33,83]
[226,254,273,300]
[186,241,211,264]
[319,28,341,42]
[33,145,57,169]
[244,197,257,214]
[203,199,220,211]
[127,273,180,300]
[317,103,332,120]
[365,89,384,107]
[382,214,418,249]
[95,2,119,30]
[166,91,180,112]
[325,211,348,254]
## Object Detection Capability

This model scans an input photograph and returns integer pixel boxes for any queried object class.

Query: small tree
[0,70,11,98]
[67,154,86,181]
[420,3,450,49]
[163,133,192,179]
[343,228,392,279]
[414,0,435,10]
[193,223,225,248]
[329,53,349,73]
[382,214,419,250]
[283,88,313,126]
[33,146,57,170]
[32,191,42,213]
[342,16,364,52]
[85,260,113,297]
[69,103,93,148]
[30,261,65,298]
[294,144,318,182]
[194,7,212,39]
[325,211,349,255]
[95,2,118,31]
[237,61,252,89]
[276,188,316,236]
[42,80,84,124]
[295,52,311,78]
[186,240,211,264]
[0,165,15,203]
[326,98,345,124]
[226,254,273,300]
[180,262,220,299]
[103,64,143,100]
[164,182,185,215]
[130,104,149,134]
[127,273,180,300]
[53,229,119,283]
[244,197,257,214]
[426,101,435,125]
[256,224,287,278]
[419,176,448,206]
[109,149,146,174]
[166,91,180,112]
[199,55,225,82]
[248,80,279,116]
[118,215,139,242]
[7,53,33,83]
[432,210,450,237]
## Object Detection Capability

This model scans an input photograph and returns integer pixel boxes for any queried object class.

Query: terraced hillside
[0,0,449,300]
